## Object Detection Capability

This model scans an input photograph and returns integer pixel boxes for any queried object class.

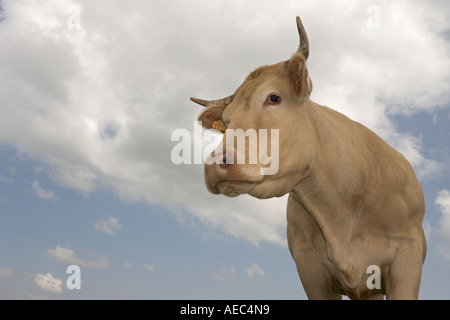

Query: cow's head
[191,17,316,199]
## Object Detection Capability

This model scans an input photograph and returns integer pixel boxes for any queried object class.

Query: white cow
[191,16,426,300]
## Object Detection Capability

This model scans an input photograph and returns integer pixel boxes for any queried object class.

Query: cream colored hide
[191,17,426,300]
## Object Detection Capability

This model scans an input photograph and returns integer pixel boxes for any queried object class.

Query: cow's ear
[198,105,226,131]
[287,53,312,101]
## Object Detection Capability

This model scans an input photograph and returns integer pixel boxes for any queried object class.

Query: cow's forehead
[246,61,287,81]
[231,62,288,108]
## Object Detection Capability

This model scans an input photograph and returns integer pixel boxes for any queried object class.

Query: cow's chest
[286,193,394,298]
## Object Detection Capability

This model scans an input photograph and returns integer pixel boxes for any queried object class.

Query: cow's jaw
[215,181,257,197]
[204,161,264,197]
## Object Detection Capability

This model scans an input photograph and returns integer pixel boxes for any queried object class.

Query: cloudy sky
[0,0,449,299]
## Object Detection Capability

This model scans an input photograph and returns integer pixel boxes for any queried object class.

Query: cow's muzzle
[204,150,263,197]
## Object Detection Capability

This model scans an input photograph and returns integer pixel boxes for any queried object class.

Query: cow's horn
[190,95,234,107]
[295,16,309,60]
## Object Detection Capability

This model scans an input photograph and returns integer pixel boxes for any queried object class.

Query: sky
[0,0,449,299]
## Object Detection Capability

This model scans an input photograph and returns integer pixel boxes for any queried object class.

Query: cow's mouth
[214,180,258,197]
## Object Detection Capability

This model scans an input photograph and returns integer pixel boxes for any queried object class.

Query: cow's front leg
[287,226,341,300]
[287,194,341,300]
[384,239,425,300]
[295,249,341,300]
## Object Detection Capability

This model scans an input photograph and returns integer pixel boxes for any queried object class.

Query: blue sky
[0,0,449,299]
[0,149,301,299]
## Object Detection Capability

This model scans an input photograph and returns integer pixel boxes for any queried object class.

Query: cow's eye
[267,94,281,105]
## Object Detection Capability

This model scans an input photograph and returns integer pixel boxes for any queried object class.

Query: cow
[190,16,426,300]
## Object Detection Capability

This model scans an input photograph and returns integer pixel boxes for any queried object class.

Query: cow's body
[191,17,426,299]
[286,100,426,299]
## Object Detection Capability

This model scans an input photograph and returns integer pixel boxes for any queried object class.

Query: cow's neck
[290,101,373,267]
[291,174,356,264]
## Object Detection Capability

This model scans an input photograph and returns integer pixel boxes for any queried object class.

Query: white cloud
[436,189,450,239]
[0,267,15,279]
[46,245,108,269]
[32,180,56,201]
[143,264,155,272]
[435,189,450,259]
[386,132,443,180]
[33,272,63,294]
[94,216,121,235]
[211,265,236,282]
[245,263,264,279]
[0,1,449,246]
